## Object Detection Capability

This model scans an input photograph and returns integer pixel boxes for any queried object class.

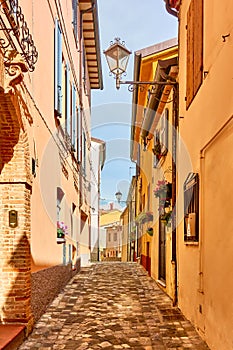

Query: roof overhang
[140,57,178,140]
[80,0,103,90]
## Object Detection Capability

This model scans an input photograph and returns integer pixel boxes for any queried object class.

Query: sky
[91,0,178,206]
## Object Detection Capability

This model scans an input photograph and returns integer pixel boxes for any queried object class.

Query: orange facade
[0,0,102,330]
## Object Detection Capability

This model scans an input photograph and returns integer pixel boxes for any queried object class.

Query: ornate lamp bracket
[4,49,28,93]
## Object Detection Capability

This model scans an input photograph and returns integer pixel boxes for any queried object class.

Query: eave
[80,0,103,90]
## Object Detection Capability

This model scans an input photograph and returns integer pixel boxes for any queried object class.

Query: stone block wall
[31,259,81,322]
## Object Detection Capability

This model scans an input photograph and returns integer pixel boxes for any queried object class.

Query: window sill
[184,241,199,246]
[156,279,166,288]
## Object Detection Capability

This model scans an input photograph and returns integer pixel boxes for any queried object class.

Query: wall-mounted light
[104,38,177,90]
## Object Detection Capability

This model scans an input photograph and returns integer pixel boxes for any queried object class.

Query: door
[159,219,166,282]
[146,242,151,276]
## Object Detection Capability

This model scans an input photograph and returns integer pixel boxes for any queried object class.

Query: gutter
[140,57,178,141]
[130,53,141,162]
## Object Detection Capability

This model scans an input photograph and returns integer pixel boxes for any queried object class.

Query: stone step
[0,325,26,350]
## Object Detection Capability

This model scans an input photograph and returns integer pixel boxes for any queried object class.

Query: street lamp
[115,191,123,203]
[104,37,177,90]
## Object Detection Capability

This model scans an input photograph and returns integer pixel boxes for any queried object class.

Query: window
[184,173,199,242]
[72,0,78,41]
[108,233,111,242]
[114,232,117,241]
[186,0,203,108]
[54,19,63,117]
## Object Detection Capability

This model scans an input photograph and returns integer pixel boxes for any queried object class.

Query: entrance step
[0,325,26,350]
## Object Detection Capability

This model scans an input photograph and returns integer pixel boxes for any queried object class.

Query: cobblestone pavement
[19,263,210,350]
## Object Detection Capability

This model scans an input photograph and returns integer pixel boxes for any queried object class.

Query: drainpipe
[79,4,95,206]
[164,0,179,18]
[172,83,179,306]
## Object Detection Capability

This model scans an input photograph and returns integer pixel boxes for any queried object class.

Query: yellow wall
[134,42,178,298]
[121,207,129,262]
[178,1,233,349]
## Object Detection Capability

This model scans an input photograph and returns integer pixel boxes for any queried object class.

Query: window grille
[184,173,199,242]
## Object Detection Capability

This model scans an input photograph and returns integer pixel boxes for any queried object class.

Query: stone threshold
[0,325,26,350]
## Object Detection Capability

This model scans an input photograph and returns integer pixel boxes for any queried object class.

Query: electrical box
[186,212,196,237]
[9,210,18,228]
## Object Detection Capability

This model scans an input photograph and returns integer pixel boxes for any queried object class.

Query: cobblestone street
[19,263,209,350]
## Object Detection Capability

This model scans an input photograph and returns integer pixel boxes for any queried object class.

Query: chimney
[109,202,114,210]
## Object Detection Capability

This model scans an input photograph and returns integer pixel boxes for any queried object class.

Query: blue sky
[91,0,178,205]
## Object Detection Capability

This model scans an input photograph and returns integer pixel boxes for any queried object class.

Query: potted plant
[57,221,68,244]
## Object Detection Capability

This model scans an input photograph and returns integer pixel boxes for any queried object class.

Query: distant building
[99,209,122,260]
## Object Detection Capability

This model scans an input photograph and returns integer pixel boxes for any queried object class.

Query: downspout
[79,3,95,208]
[164,0,179,18]
[172,82,179,306]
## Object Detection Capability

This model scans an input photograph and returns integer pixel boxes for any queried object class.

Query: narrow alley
[19,263,209,350]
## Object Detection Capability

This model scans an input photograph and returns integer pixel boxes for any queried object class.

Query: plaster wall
[177,1,233,348]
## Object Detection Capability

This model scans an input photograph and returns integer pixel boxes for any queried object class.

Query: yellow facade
[176,1,233,349]
[120,207,129,262]
[131,39,178,298]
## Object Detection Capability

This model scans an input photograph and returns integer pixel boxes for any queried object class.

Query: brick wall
[0,62,33,332]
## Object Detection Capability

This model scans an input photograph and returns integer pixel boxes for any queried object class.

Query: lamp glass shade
[104,40,131,76]
[115,191,122,202]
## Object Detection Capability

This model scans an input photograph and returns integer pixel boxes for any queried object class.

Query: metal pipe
[171,83,179,305]
[164,0,179,18]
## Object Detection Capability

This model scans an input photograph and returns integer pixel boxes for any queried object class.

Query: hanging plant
[136,211,153,224]
[146,227,154,236]
[154,180,172,200]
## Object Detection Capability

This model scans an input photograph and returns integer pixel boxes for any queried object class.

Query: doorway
[159,219,166,282]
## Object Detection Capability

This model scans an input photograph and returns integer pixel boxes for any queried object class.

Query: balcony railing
[0,0,38,71]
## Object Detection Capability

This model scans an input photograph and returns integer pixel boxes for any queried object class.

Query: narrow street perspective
[0,1,232,350]
[19,263,209,350]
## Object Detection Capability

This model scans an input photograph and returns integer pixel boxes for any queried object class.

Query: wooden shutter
[160,109,169,155]
[193,0,203,96]
[186,0,203,109]
[72,0,78,41]
[72,84,77,151]
[65,63,70,134]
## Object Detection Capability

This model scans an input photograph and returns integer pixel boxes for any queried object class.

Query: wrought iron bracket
[0,0,38,72]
